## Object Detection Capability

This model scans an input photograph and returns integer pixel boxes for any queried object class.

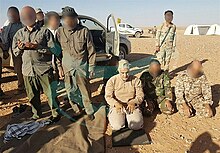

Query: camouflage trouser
[142,98,173,116]
[177,98,209,117]
[156,47,173,71]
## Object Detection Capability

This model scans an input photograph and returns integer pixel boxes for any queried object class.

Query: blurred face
[48,16,60,30]
[149,64,161,77]
[21,7,36,26]
[119,68,129,81]
[165,12,173,23]
[188,63,203,78]
[36,12,44,21]
[7,9,20,23]
[63,16,78,29]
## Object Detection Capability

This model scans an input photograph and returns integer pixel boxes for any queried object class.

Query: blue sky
[0,0,220,27]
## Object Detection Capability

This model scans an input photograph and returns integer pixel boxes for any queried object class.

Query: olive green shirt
[12,24,60,76]
[56,25,96,73]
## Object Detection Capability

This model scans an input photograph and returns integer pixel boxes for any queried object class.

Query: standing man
[57,7,96,120]
[152,26,157,38]
[35,8,45,27]
[140,59,174,116]
[0,37,6,99]
[46,11,60,36]
[12,6,60,122]
[1,7,24,94]
[155,10,176,71]
[45,11,61,80]
[175,60,213,118]
[105,59,144,131]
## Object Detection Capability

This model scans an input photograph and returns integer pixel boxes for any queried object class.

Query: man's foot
[70,110,86,122]
[85,114,95,121]
[49,115,61,124]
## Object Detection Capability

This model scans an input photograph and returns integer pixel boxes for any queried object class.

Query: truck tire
[135,31,141,38]
[119,46,126,59]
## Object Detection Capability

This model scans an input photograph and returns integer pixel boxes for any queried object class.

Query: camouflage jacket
[155,22,176,48]
[175,70,213,105]
[140,70,172,104]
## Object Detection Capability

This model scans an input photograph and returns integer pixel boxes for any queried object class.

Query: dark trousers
[24,71,59,118]
[12,54,24,90]
[64,69,94,115]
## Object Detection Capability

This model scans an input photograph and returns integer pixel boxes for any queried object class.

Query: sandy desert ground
[0,28,220,153]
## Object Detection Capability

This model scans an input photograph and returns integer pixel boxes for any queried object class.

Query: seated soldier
[105,59,144,131]
[140,59,174,116]
[175,60,213,118]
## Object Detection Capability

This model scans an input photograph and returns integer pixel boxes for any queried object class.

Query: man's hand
[182,103,192,118]
[25,42,38,49]
[204,104,213,118]
[17,40,25,50]
[165,100,173,112]
[89,70,95,79]
[126,102,136,114]
[58,66,64,80]
[3,51,9,59]
[115,102,124,114]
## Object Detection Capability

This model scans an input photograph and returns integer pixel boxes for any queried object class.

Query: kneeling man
[105,59,144,131]
[175,60,213,118]
[140,59,174,116]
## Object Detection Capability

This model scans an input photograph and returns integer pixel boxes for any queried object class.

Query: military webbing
[160,26,171,47]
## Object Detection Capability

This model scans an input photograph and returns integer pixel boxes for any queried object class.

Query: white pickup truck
[117,23,144,38]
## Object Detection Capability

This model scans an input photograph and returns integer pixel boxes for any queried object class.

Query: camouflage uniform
[140,70,173,115]
[155,22,176,71]
[175,71,213,117]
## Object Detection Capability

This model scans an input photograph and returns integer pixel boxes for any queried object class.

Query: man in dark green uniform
[57,7,96,120]
[140,59,174,116]
[1,7,24,94]
[12,6,60,122]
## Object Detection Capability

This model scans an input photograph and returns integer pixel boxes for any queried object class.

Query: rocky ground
[0,28,220,153]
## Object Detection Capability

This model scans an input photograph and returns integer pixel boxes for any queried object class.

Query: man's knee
[108,108,125,131]
[160,106,173,115]
[159,100,173,115]
[127,109,143,130]
[128,119,143,130]
[110,122,125,131]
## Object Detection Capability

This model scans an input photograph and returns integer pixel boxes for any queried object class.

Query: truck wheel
[135,32,141,38]
[119,46,126,59]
